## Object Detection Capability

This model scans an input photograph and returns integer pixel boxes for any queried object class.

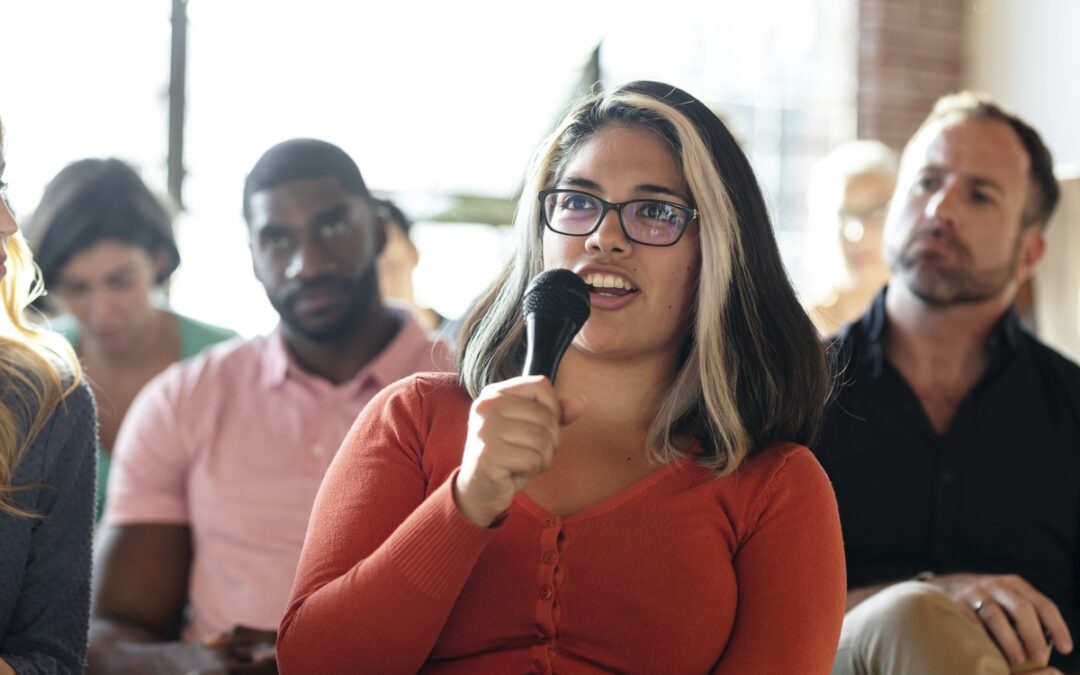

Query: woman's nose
[585,207,630,255]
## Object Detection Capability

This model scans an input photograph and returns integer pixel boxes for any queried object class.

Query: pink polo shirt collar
[258,313,445,394]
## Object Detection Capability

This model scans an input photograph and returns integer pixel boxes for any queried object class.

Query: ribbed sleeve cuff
[384,470,497,601]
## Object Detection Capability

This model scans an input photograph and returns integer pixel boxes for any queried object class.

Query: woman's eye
[640,202,684,225]
[107,276,136,291]
[561,194,593,210]
[915,176,938,192]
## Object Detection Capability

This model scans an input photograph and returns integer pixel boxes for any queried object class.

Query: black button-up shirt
[815,288,1080,668]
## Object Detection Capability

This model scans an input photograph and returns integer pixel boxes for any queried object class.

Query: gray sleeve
[1,381,97,675]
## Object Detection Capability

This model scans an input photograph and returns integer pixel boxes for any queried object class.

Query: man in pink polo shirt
[87,139,452,674]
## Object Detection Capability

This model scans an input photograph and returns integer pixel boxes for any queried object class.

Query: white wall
[966,0,1080,166]
[968,1,1080,359]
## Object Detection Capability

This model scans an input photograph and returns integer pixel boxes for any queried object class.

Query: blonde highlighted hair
[456,82,829,475]
[0,117,81,517]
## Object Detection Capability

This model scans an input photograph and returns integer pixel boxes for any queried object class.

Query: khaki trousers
[832,581,1011,675]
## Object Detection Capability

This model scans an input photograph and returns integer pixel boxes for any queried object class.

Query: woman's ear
[152,247,173,283]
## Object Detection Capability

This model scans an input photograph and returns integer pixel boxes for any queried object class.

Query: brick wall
[857,0,967,150]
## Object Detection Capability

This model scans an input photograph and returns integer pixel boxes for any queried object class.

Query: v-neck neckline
[513,455,698,525]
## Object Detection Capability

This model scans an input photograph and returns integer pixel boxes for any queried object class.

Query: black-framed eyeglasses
[538,188,697,247]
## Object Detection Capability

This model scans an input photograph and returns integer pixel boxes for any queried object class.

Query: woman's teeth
[583,272,636,292]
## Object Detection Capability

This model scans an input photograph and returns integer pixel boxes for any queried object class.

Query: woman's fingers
[455,376,571,527]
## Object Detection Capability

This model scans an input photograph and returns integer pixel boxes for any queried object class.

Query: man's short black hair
[918,92,1059,230]
[242,138,370,223]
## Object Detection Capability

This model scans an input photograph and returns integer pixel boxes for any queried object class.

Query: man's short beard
[274,265,379,343]
[887,231,1021,307]
[280,302,365,342]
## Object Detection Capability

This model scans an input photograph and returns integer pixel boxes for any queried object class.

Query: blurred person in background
[817,92,1079,675]
[1,117,97,674]
[805,140,898,335]
[25,158,236,519]
[88,139,451,675]
[375,197,447,333]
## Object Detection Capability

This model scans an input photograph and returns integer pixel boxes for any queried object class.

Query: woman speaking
[278,81,845,674]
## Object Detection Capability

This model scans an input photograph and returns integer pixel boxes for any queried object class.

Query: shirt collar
[854,285,1025,375]
[260,329,291,390]
[365,311,432,389]
[257,308,434,393]
[852,287,889,377]
[986,304,1025,358]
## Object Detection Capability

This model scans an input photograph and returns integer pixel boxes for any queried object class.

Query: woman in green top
[25,158,236,519]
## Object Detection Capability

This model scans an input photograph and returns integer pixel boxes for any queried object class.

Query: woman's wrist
[451,472,499,528]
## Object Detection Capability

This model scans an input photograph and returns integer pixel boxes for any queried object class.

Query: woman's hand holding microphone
[453,375,585,527]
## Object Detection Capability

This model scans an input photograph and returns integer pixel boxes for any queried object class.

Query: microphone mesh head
[522,269,591,328]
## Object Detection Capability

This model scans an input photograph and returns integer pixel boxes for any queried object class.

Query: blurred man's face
[247,176,384,342]
[883,116,1043,307]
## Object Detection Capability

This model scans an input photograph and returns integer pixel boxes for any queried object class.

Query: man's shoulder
[147,335,272,400]
[822,320,873,389]
[375,312,455,380]
[1018,332,1080,404]
[173,312,240,356]
[1023,332,1080,375]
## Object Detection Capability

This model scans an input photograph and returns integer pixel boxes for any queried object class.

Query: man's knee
[851,581,956,634]
[835,581,1009,675]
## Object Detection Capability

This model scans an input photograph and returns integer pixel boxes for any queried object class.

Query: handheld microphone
[521,269,591,383]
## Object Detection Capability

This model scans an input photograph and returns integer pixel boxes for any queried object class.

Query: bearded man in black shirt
[818,92,1080,675]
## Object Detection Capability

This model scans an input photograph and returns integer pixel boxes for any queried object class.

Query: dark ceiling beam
[167,0,188,208]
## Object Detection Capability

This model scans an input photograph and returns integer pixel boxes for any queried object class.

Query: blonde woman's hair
[0,117,81,517]
[456,82,829,475]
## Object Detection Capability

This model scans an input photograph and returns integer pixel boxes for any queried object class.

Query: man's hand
[195,625,277,675]
[927,573,1074,669]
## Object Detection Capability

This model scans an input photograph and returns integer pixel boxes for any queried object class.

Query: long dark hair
[456,81,829,474]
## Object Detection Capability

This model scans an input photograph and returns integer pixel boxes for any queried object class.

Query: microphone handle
[522,313,580,382]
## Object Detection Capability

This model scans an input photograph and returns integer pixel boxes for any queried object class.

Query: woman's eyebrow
[559,176,602,191]
[559,176,687,201]
[633,183,686,200]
